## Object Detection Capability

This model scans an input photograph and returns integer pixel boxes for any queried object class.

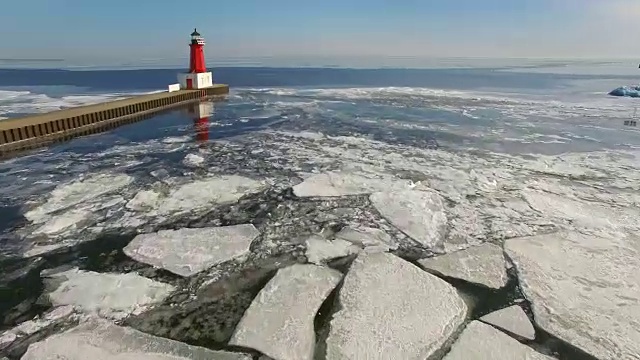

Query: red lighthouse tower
[189,28,206,73]
[178,29,214,90]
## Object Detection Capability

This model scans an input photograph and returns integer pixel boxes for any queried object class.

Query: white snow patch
[42,268,174,320]
[124,225,260,277]
[230,264,342,360]
[326,252,467,359]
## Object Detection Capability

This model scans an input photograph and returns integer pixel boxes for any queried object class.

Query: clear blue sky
[2,0,638,63]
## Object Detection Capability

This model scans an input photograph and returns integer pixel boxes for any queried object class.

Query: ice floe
[42,268,175,320]
[505,232,640,360]
[24,173,133,225]
[443,321,553,360]
[334,226,398,253]
[230,264,341,360]
[31,208,93,236]
[124,225,260,277]
[0,305,78,355]
[417,243,509,289]
[480,305,535,340]
[129,175,266,218]
[370,190,448,250]
[304,235,360,265]
[22,320,251,360]
[125,190,162,212]
[182,153,205,167]
[609,85,640,98]
[0,332,16,349]
[326,252,467,359]
[19,174,131,241]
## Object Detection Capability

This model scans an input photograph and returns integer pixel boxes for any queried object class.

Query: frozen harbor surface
[2,65,640,359]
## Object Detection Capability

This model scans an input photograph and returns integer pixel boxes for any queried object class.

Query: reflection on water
[184,102,215,143]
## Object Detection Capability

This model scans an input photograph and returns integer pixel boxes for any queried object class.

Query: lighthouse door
[186,78,193,89]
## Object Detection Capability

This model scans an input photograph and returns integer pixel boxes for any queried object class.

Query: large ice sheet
[229,264,342,360]
[326,252,467,359]
[124,225,260,277]
[505,232,640,360]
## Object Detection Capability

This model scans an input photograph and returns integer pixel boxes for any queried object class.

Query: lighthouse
[177,29,214,90]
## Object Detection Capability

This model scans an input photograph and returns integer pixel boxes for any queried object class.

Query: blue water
[1,65,638,91]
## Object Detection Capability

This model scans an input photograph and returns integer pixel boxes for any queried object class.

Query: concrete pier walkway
[0,84,229,155]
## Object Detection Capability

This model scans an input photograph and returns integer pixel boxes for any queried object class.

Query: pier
[0,84,229,155]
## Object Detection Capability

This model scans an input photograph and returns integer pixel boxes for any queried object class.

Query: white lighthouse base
[178,72,213,90]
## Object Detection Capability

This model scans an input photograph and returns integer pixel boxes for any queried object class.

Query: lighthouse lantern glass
[191,35,206,45]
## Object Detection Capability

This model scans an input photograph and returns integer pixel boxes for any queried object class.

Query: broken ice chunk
[42,268,174,319]
[230,264,342,360]
[124,225,260,277]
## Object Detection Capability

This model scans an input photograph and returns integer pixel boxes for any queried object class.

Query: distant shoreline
[0,59,65,62]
